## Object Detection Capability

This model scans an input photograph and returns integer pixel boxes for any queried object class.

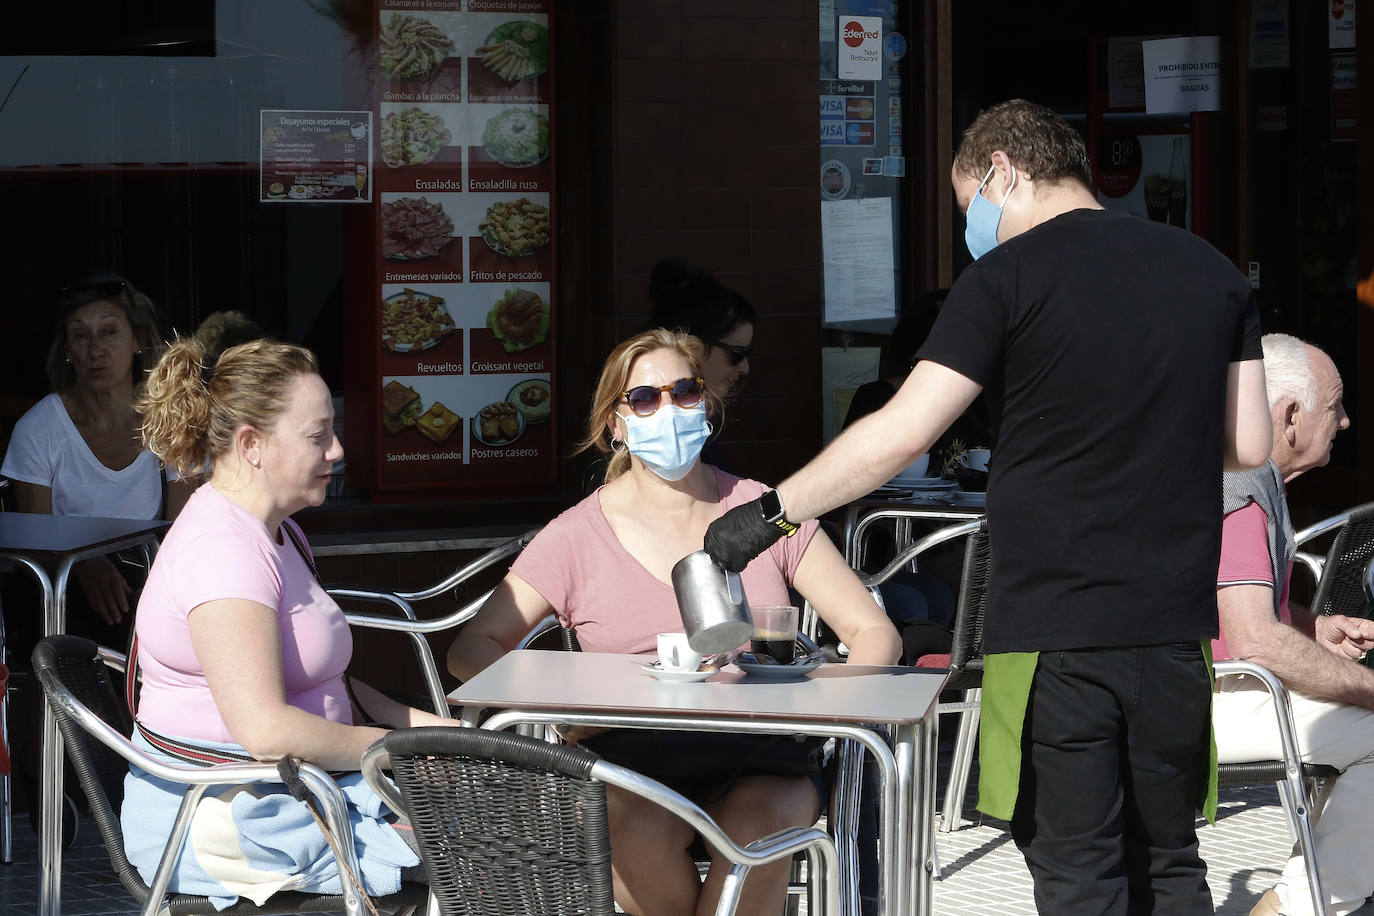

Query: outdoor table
[449,650,948,916]
[0,512,169,916]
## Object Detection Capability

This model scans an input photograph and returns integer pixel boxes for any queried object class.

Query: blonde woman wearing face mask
[449,328,900,916]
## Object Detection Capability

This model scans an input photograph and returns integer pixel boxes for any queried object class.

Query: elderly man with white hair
[1212,332,1370,916]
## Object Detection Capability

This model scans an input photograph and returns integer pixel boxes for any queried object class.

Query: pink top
[511,468,820,655]
[1213,500,1292,661]
[133,485,354,743]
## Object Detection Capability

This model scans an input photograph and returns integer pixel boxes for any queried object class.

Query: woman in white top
[2,275,193,630]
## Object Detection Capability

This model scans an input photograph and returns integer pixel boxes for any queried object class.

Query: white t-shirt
[2,393,163,519]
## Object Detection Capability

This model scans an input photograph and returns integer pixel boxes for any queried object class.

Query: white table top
[0,512,168,555]
[450,651,947,726]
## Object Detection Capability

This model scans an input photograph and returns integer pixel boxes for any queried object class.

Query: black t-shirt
[918,208,1262,653]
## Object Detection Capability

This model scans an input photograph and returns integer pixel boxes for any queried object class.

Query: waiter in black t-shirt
[706,99,1272,915]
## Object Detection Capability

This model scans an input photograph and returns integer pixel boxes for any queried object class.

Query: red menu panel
[370,1,555,491]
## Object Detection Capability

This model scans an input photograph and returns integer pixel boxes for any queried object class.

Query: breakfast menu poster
[371,0,555,489]
[260,110,373,202]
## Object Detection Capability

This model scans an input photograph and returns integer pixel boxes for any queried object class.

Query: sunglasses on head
[62,279,132,308]
[709,340,752,366]
[621,376,705,417]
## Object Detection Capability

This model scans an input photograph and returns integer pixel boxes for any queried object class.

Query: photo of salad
[381,107,451,167]
[482,109,549,167]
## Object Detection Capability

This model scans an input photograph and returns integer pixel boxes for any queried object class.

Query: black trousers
[1010,643,1213,915]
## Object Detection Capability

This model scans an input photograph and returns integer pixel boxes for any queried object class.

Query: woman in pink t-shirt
[123,339,455,905]
[450,328,900,916]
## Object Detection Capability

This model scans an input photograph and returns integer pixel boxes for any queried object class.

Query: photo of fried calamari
[380,13,454,81]
[486,288,549,352]
[479,198,550,257]
[473,401,525,446]
[382,288,454,352]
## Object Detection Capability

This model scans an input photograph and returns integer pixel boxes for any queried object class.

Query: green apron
[975,643,1218,825]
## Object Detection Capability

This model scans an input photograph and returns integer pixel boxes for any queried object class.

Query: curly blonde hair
[138,337,318,478]
[575,329,721,482]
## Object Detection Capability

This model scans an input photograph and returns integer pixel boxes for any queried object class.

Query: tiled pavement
[2,773,1371,914]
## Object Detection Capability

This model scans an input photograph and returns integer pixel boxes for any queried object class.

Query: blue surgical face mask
[622,404,712,481]
[963,163,1017,260]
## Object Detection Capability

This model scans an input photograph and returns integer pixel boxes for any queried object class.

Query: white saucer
[893,476,956,490]
[642,661,714,683]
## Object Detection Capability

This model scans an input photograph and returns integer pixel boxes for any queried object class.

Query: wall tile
[617,17,684,60]
[617,58,682,102]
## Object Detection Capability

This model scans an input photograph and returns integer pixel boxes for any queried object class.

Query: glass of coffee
[751,605,799,665]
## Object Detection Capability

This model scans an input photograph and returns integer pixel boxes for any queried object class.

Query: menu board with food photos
[370,0,554,489]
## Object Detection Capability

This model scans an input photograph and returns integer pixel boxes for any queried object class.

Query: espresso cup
[657,632,704,672]
[751,605,799,665]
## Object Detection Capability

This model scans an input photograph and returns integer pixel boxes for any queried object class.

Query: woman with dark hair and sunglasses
[449,328,899,916]
[2,275,194,636]
[649,258,757,398]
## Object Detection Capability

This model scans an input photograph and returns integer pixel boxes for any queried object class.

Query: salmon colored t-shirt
[510,468,819,655]
[1213,499,1293,661]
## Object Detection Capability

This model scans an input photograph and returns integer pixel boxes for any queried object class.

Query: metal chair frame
[363,726,841,916]
[1213,660,1337,916]
[32,634,429,916]
[326,529,539,716]
[848,517,986,836]
[510,614,832,912]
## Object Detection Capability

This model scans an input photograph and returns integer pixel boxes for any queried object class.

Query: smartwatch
[759,489,800,537]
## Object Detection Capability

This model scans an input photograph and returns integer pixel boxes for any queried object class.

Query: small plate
[952,491,987,507]
[870,485,915,498]
[471,405,527,447]
[894,476,957,490]
[735,660,823,679]
[642,661,714,683]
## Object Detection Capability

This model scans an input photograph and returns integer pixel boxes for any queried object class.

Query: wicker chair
[1303,502,1374,619]
[362,726,840,916]
[32,634,430,916]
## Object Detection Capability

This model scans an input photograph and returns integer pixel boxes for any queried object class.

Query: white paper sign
[1330,0,1356,49]
[821,197,896,324]
[1107,37,1147,108]
[837,16,882,80]
[1142,36,1222,113]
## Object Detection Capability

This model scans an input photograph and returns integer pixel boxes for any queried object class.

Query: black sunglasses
[709,340,752,366]
[61,279,134,312]
[621,376,705,417]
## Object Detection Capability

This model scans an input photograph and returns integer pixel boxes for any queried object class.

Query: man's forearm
[1237,622,1374,709]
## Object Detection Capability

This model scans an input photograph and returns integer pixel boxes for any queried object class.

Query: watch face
[760,489,784,521]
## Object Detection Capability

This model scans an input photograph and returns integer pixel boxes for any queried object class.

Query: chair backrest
[516,613,584,652]
[946,519,991,686]
[31,635,149,900]
[376,727,614,916]
[1310,502,1374,618]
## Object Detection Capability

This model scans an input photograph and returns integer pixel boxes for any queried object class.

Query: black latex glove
[704,498,785,572]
